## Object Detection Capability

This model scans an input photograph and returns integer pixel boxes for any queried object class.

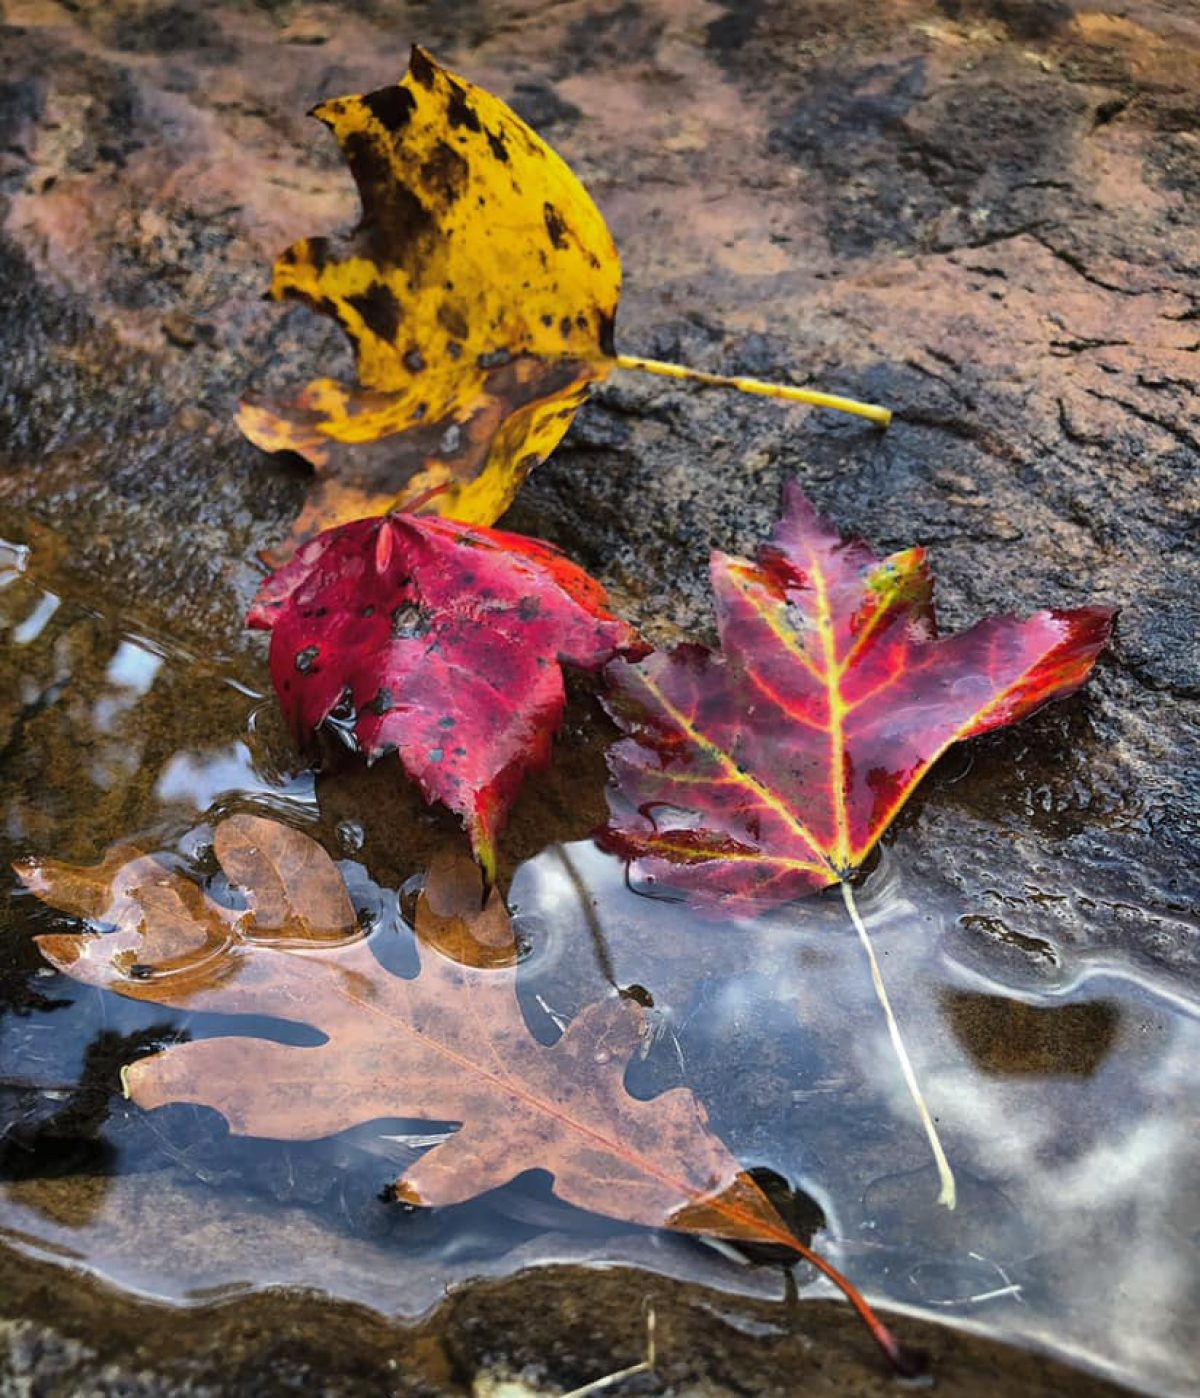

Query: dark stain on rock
[347,282,401,342]
[937,0,1073,41]
[109,2,231,59]
[478,348,513,369]
[768,52,1085,257]
[543,202,569,250]
[486,128,509,163]
[560,3,666,79]
[404,347,426,373]
[363,84,417,131]
[510,81,583,130]
[767,59,933,257]
[705,0,763,62]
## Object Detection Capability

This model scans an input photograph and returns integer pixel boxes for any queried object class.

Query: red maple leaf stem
[841,878,957,1210]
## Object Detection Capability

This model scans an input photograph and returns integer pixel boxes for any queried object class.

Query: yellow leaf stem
[614,354,892,427]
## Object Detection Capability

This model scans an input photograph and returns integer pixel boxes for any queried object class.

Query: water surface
[1,542,1197,1395]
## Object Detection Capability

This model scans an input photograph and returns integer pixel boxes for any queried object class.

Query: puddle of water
[1,539,1198,1395]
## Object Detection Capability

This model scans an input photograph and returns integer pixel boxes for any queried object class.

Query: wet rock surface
[0,0,1196,1393]
[0,1247,1132,1396]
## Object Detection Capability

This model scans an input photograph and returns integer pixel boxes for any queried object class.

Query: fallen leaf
[247,510,644,876]
[599,483,1114,1209]
[17,816,359,995]
[415,848,517,968]
[600,480,1115,908]
[16,814,920,1374]
[238,46,616,559]
[240,48,890,561]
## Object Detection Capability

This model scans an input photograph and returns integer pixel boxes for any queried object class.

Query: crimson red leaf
[600,481,1115,908]
[248,514,643,873]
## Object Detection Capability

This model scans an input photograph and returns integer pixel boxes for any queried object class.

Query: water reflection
[511,841,1200,1394]
[3,819,1199,1390]
[0,558,313,858]
[0,546,1198,1393]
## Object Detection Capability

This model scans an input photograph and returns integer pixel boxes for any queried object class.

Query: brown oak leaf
[16,815,918,1373]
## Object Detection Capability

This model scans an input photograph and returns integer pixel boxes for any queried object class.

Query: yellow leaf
[240,47,890,561]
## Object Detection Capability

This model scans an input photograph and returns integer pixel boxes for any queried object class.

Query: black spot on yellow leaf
[446,80,482,133]
[597,309,616,356]
[409,45,436,89]
[438,302,469,339]
[543,202,569,250]
[363,85,417,130]
[347,283,402,342]
[373,183,436,254]
[420,140,469,204]
[342,131,397,208]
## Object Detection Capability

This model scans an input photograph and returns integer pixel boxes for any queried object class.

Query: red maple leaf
[248,513,644,874]
[600,481,1115,909]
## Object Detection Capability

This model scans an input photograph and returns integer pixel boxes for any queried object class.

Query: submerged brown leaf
[18,818,920,1371]
[18,817,799,1244]
[415,850,518,968]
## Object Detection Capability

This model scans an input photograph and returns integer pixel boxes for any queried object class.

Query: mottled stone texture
[0,1249,1132,1396]
[0,0,1196,1392]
